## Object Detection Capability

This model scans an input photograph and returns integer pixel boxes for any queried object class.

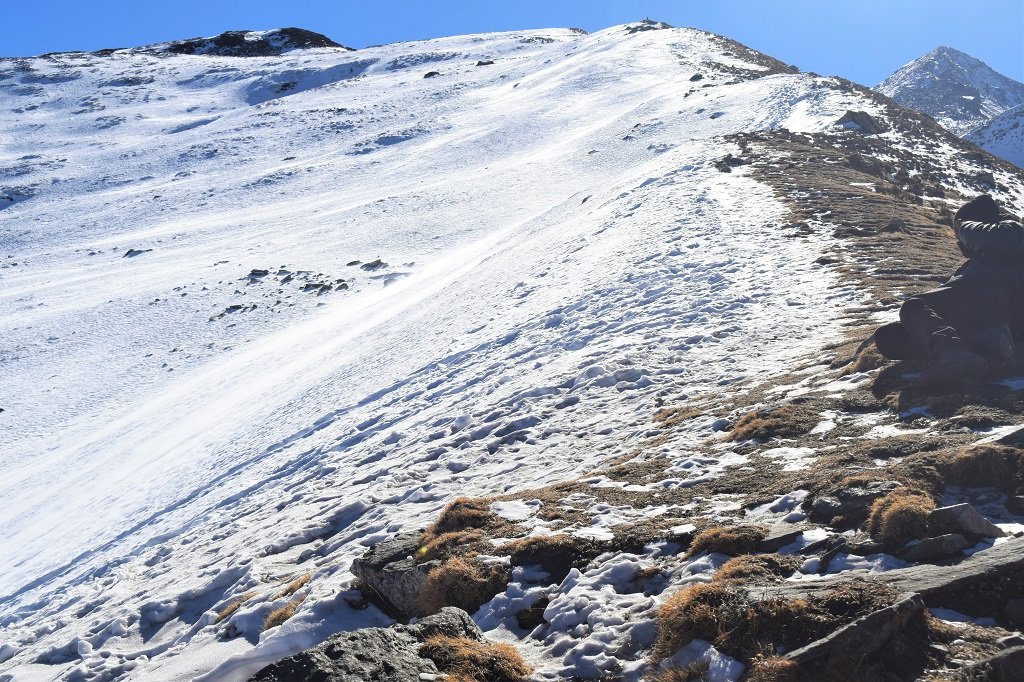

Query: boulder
[928,503,1005,539]
[758,526,805,553]
[807,480,903,524]
[959,645,1024,682]
[837,110,887,135]
[898,533,971,563]
[761,536,1024,618]
[1004,597,1024,623]
[350,531,437,620]
[249,607,480,682]
[784,592,924,665]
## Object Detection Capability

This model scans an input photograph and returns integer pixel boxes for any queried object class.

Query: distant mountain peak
[877,45,1024,135]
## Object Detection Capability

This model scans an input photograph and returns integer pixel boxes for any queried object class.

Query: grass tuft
[215,590,256,624]
[716,553,800,584]
[727,403,818,442]
[419,634,531,682]
[263,596,303,630]
[274,573,311,599]
[867,489,935,548]
[687,526,767,558]
[746,655,801,681]
[418,557,508,617]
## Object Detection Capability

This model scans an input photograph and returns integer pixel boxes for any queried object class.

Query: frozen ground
[2,23,879,680]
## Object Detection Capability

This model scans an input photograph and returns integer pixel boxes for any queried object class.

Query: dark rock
[898,533,971,563]
[714,154,748,173]
[846,152,888,177]
[1004,597,1024,623]
[162,28,348,57]
[360,259,388,271]
[928,503,1005,539]
[249,607,480,682]
[784,592,924,665]
[974,171,998,189]
[763,536,1024,618]
[123,248,152,258]
[879,218,910,233]
[807,480,903,524]
[997,634,1024,649]
[476,60,495,66]
[959,645,1024,682]
[837,110,887,134]
[689,73,704,82]
[758,526,805,552]
[515,596,549,631]
[350,532,437,620]
[423,71,441,79]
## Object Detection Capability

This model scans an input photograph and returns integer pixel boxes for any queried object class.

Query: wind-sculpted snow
[2,23,872,680]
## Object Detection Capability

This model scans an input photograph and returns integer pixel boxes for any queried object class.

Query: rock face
[766,536,1024,616]
[877,46,1024,135]
[785,592,924,665]
[350,531,437,620]
[249,607,480,682]
[837,110,887,134]
[898,533,971,563]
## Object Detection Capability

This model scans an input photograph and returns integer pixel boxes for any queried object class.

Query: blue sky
[7,1,1022,85]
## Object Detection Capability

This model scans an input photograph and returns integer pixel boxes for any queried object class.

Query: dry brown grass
[274,573,311,599]
[746,655,801,681]
[418,557,508,617]
[716,554,800,584]
[497,534,598,583]
[419,634,531,682]
[687,526,767,558]
[215,590,256,624]
[654,580,898,666]
[419,529,489,562]
[263,596,303,630]
[428,497,495,536]
[653,405,708,428]
[942,444,1022,491]
[867,489,935,548]
[842,342,887,376]
[652,661,712,681]
[726,403,819,442]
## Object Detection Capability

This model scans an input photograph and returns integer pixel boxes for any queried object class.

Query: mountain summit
[877,45,1024,135]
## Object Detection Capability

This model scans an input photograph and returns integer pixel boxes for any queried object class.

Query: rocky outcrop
[837,110,887,134]
[765,536,1024,618]
[785,592,924,665]
[928,503,1005,539]
[807,480,903,524]
[150,28,350,57]
[350,531,436,620]
[249,607,480,682]
[959,645,1024,682]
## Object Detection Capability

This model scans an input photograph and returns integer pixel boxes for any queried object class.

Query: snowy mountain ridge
[877,45,1024,136]
[967,102,1024,168]
[2,21,1023,681]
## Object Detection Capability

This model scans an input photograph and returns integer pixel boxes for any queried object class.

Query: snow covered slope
[877,46,1024,136]
[967,103,1024,168]
[0,21,1010,681]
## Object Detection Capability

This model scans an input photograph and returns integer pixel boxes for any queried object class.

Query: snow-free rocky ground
[3,21,1024,681]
